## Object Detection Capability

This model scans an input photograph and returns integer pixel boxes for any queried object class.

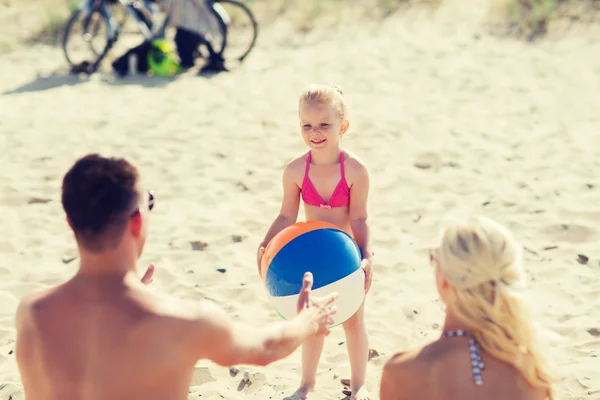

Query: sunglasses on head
[130,190,155,217]
[147,190,155,211]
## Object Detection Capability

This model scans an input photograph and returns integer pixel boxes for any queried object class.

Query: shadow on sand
[2,71,89,96]
[0,68,203,96]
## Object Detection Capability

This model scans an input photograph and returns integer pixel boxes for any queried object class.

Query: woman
[380,215,557,400]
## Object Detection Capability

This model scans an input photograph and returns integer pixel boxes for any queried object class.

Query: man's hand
[141,264,155,285]
[296,272,338,336]
[361,258,373,293]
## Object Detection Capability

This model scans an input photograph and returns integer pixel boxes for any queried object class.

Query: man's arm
[187,302,318,366]
[185,272,336,367]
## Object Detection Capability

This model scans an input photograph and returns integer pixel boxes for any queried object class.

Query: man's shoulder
[146,293,234,357]
[16,287,61,322]
[146,291,229,331]
[15,286,65,342]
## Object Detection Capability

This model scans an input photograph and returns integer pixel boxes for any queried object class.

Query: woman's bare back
[381,337,548,400]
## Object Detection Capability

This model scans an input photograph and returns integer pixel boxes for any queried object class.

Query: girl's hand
[361,258,373,293]
[257,246,265,275]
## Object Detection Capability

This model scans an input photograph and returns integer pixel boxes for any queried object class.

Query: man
[15,153,336,400]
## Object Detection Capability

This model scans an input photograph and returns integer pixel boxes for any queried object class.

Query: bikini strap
[304,151,312,178]
[339,151,346,181]
[443,330,485,386]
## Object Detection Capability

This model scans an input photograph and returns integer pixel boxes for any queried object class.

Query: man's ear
[129,210,143,238]
[66,216,73,229]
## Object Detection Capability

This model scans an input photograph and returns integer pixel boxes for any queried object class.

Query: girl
[257,84,373,400]
[380,215,557,400]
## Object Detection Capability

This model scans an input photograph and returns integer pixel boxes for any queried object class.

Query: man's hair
[61,154,141,252]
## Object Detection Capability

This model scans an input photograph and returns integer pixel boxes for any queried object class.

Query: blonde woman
[380,215,556,400]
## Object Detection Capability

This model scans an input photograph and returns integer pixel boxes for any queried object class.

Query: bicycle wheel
[211,0,258,63]
[62,6,112,67]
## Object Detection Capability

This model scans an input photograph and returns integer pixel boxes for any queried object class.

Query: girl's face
[299,102,348,150]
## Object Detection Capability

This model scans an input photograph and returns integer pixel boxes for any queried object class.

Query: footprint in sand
[190,367,216,386]
[0,292,18,317]
[539,223,597,243]
[0,382,23,400]
[235,371,267,395]
[413,152,442,171]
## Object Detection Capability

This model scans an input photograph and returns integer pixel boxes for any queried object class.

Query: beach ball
[147,39,181,77]
[260,221,365,326]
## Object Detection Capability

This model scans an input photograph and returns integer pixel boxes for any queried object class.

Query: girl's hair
[437,215,556,398]
[299,84,348,120]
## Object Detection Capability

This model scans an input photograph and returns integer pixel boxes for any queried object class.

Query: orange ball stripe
[260,220,342,281]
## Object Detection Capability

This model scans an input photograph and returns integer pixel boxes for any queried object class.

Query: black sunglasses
[147,190,155,211]
[130,190,155,217]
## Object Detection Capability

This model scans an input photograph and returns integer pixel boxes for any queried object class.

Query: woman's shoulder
[380,348,427,399]
[384,347,422,369]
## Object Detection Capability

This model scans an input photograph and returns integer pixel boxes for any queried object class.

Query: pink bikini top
[301,151,350,209]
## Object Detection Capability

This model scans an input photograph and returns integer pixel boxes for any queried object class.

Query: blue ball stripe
[265,228,362,297]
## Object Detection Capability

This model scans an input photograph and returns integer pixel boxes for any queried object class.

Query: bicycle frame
[65,0,254,73]
[118,0,156,40]
[78,0,154,42]
[72,0,165,71]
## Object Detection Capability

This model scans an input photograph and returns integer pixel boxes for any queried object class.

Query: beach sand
[1,0,599,398]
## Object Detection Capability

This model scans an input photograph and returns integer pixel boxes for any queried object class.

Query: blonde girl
[257,84,374,400]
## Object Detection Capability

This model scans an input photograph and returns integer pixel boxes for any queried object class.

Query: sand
[1,0,599,398]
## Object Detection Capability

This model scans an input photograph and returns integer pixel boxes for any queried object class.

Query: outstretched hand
[141,264,155,285]
[296,272,338,336]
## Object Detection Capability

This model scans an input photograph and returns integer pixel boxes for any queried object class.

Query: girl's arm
[349,163,373,292]
[257,164,301,267]
[349,164,372,260]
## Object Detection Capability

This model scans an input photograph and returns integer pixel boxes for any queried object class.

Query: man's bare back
[380,336,549,400]
[17,269,335,400]
[16,154,337,400]
[17,273,198,400]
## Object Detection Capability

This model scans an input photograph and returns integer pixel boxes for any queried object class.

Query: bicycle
[62,0,258,73]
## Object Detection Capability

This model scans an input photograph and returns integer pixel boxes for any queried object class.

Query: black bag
[111,40,152,76]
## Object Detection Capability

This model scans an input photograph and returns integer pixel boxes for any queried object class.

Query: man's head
[61,154,153,255]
